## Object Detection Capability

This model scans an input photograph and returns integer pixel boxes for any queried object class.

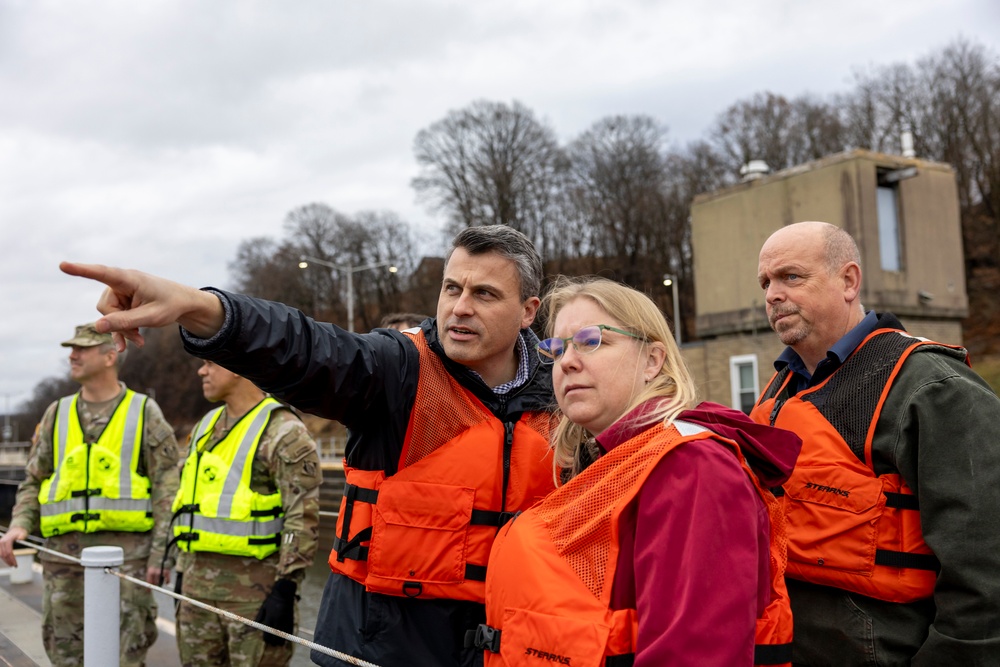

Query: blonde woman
[472,277,802,666]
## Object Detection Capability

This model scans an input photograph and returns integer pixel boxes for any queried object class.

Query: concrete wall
[685,150,969,410]
[690,150,968,338]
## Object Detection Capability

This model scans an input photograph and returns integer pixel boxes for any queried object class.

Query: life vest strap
[883,492,919,510]
[333,530,371,561]
[470,509,517,527]
[754,642,793,664]
[466,624,634,665]
[875,549,940,571]
[344,483,379,505]
[465,564,487,581]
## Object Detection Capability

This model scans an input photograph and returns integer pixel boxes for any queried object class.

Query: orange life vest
[328,331,557,602]
[477,420,793,667]
[751,328,968,603]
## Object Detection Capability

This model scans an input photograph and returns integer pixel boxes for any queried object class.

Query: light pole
[662,274,681,347]
[299,255,398,333]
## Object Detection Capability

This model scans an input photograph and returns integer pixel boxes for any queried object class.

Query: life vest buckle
[471,624,501,653]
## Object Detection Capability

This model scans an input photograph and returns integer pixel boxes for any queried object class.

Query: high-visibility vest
[750,328,968,603]
[329,332,557,602]
[172,398,284,559]
[478,420,793,667]
[39,389,153,536]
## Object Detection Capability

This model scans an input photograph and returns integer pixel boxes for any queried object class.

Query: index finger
[60,261,132,290]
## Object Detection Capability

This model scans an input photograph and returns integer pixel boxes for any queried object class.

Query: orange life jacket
[328,331,557,602]
[476,420,793,667]
[750,328,968,603]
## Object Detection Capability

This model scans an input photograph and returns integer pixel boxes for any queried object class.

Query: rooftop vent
[901,130,916,158]
[740,160,771,182]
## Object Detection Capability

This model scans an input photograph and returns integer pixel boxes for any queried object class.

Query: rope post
[82,545,123,667]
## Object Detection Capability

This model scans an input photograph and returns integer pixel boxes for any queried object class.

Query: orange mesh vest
[328,331,556,602]
[750,329,968,603]
[477,420,793,667]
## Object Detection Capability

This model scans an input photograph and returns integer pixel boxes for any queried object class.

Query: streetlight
[662,274,681,347]
[299,255,398,333]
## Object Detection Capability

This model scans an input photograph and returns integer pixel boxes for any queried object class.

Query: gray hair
[99,341,128,370]
[447,225,543,302]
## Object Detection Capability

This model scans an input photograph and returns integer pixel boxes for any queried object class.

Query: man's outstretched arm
[60,261,226,349]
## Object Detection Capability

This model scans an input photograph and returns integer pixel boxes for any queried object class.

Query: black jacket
[183,290,555,667]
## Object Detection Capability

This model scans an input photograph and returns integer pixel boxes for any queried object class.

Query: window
[730,354,759,415]
[876,166,915,273]
[876,185,901,271]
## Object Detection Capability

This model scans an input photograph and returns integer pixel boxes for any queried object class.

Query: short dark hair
[447,225,543,302]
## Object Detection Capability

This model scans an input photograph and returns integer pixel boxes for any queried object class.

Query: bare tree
[412,99,568,258]
[565,115,673,289]
[711,91,845,175]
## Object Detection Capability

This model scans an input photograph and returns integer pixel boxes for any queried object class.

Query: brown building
[683,148,968,412]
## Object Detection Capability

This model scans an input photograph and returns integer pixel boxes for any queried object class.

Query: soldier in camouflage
[174,360,322,667]
[0,322,180,667]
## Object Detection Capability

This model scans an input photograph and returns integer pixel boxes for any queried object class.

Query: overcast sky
[2,0,999,414]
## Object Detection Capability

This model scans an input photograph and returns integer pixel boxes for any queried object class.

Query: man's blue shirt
[774,310,879,393]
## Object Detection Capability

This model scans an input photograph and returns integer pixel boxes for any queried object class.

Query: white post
[82,545,123,667]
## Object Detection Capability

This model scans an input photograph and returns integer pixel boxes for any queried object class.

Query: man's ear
[842,262,862,302]
[521,296,541,330]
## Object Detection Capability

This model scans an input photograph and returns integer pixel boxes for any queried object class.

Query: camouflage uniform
[9,384,180,667]
[175,406,322,667]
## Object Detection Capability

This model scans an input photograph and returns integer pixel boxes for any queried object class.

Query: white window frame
[729,354,760,414]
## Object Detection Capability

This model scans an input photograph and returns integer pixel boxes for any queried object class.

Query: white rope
[0,529,82,564]
[109,568,381,667]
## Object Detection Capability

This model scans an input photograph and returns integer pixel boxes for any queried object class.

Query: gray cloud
[2,0,998,408]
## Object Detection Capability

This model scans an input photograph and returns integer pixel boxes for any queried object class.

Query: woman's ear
[644,342,666,382]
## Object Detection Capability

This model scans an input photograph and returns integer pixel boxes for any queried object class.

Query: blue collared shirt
[774,310,879,392]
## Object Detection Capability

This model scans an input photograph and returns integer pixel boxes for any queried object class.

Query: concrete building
[683,148,968,412]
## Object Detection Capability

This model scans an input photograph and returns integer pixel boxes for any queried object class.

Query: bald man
[750,221,1000,665]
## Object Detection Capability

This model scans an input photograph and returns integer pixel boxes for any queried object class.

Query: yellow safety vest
[172,398,284,559]
[39,389,153,537]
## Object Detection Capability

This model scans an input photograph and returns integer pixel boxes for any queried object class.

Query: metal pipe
[82,545,123,667]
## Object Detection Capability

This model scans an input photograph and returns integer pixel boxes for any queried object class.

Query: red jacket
[479,402,801,666]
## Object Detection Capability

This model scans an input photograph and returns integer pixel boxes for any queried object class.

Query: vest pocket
[366,479,474,590]
[785,466,887,575]
[494,608,610,667]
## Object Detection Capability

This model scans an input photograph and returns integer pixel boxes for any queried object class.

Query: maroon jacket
[596,401,800,666]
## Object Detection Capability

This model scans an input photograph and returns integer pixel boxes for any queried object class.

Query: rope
[109,569,381,667]
[0,528,82,564]
[0,529,378,666]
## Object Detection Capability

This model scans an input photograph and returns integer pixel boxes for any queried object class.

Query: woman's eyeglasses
[537,324,645,364]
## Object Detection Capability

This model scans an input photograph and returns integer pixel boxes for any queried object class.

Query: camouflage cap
[61,322,113,348]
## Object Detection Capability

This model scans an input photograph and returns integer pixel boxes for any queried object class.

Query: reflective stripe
[673,419,709,437]
[40,497,87,516]
[190,408,224,454]
[216,403,281,518]
[89,497,153,513]
[190,514,284,537]
[118,395,146,497]
[49,396,75,503]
